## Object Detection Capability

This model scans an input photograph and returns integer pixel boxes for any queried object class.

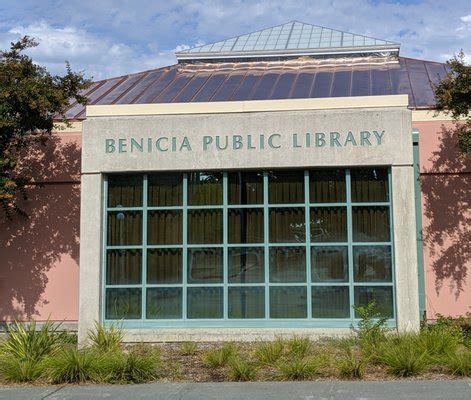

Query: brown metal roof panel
[211,73,245,101]
[251,72,280,100]
[63,81,103,119]
[424,61,448,86]
[135,67,178,103]
[290,72,316,99]
[331,69,352,97]
[389,59,415,107]
[370,68,391,96]
[173,74,211,102]
[230,73,263,101]
[351,69,371,97]
[406,58,436,107]
[94,72,148,105]
[310,71,333,98]
[115,69,165,104]
[154,74,193,103]
[270,72,298,99]
[192,74,227,102]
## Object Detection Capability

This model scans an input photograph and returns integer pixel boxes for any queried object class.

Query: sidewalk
[1,380,470,400]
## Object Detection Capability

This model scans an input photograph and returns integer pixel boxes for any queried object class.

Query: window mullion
[141,174,148,321]
[263,172,270,319]
[304,170,312,319]
[223,172,228,320]
[346,169,355,320]
[182,173,188,321]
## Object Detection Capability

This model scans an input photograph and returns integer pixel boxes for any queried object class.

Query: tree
[433,50,471,155]
[0,36,91,218]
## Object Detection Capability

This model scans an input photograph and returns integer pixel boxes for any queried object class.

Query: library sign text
[104,130,385,154]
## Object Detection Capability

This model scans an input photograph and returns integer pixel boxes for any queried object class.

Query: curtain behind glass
[108,175,142,207]
[268,170,304,203]
[351,168,389,202]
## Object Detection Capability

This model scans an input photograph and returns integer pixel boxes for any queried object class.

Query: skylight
[176,21,400,62]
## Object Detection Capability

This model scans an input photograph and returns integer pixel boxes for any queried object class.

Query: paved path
[0,380,470,399]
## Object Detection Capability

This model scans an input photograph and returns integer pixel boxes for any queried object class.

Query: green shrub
[444,350,471,377]
[354,302,388,355]
[286,336,311,358]
[203,343,238,368]
[277,357,320,380]
[228,357,258,381]
[88,322,123,352]
[179,341,198,356]
[336,347,368,379]
[0,356,44,382]
[45,347,104,383]
[419,326,460,359]
[378,334,429,377]
[1,320,63,363]
[111,346,160,383]
[254,339,284,365]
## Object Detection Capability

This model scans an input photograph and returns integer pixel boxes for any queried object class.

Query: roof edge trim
[86,95,409,117]
[176,45,400,60]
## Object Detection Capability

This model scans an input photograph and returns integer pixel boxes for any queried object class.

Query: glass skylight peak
[176,21,400,62]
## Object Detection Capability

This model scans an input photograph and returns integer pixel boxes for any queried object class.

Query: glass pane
[105,288,141,319]
[147,288,182,319]
[108,175,142,208]
[354,246,392,282]
[354,287,394,318]
[310,207,347,242]
[228,171,263,204]
[311,246,348,282]
[188,172,223,205]
[107,211,142,245]
[269,208,305,243]
[309,169,346,203]
[228,287,265,318]
[106,249,142,285]
[147,210,182,245]
[268,170,304,203]
[147,248,182,284]
[187,287,223,319]
[148,173,182,206]
[270,287,307,318]
[352,206,390,242]
[312,286,350,318]
[228,247,265,283]
[351,168,389,202]
[188,209,223,244]
[187,248,223,283]
[269,247,306,283]
[228,208,264,243]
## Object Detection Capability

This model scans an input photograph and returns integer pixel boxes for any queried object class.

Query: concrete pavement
[0,380,469,399]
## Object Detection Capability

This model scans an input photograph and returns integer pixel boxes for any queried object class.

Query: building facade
[1,21,469,342]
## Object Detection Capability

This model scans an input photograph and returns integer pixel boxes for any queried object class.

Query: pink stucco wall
[414,120,470,319]
[0,131,81,322]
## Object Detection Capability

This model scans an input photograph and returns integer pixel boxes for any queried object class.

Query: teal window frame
[102,168,396,328]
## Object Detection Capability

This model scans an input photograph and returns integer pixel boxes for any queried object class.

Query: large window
[104,168,395,326]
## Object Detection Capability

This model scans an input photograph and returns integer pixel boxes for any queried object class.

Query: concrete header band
[86,95,409,117]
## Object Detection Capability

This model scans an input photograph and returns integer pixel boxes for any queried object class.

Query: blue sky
[0,0,470,79]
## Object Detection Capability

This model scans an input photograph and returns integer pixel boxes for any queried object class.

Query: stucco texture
[415,120,470,319]
[0,132,81,322]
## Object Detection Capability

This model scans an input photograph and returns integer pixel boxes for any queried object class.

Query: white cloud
[1,21,176,79]
[1,1,470,78]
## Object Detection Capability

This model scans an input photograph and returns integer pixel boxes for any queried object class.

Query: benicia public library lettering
[105,129,386,153]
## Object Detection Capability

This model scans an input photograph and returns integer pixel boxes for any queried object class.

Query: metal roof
[176,21,400,62]
[65,57,447,119]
